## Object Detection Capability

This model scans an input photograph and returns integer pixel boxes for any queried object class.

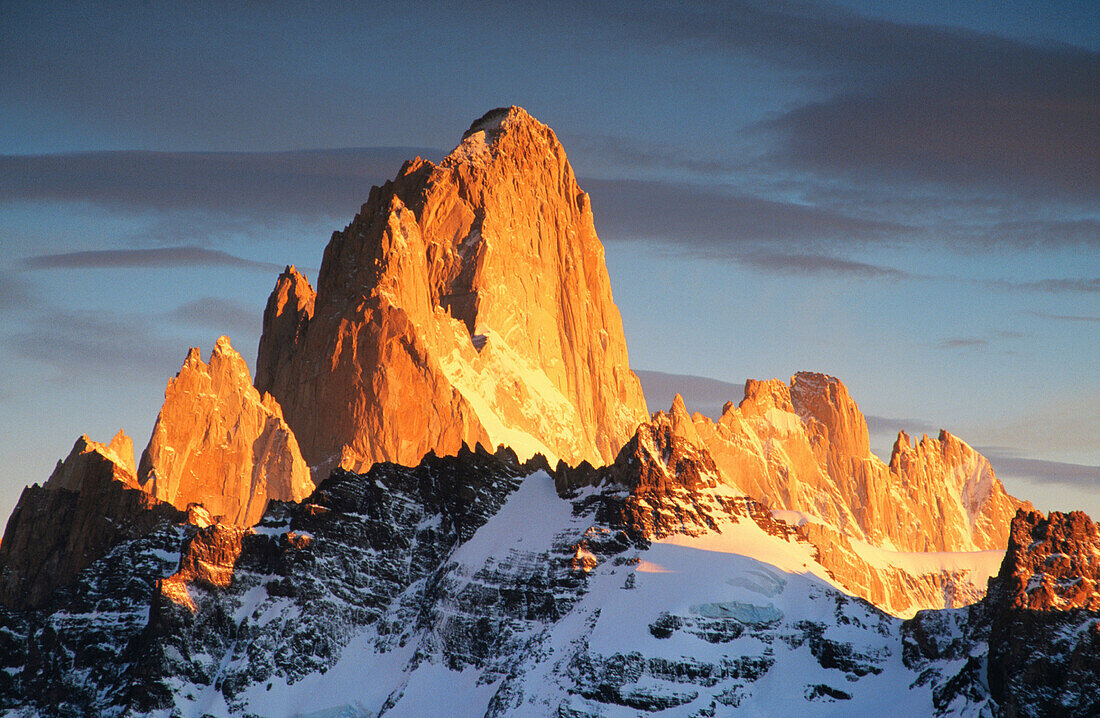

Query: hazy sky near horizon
[0,0,1097,523]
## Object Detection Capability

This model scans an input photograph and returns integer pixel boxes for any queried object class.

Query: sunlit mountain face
[0,105,1095,717]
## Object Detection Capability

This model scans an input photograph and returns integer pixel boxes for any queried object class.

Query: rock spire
[139,336,314,526]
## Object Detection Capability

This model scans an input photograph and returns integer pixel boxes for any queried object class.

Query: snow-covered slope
[2,444,1092,717]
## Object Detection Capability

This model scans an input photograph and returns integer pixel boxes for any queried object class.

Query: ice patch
[691,601,783,623]
[727,568,787,597]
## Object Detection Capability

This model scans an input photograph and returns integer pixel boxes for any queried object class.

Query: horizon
[0,1,1097,525]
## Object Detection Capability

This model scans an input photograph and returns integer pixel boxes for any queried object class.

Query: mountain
[254,106,649,475]
[691,372,1028,554]
[0,107,1093,716]
[139,335,314,526]
[0,432,183,609]
[0,447,1093,717]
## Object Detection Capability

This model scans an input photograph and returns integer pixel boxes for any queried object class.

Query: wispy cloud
[978,446,1100,488]
[586,178,908,250]
[587,1,1098,201]
[999,277,1100,293]
[166,297,259,339]
[20,246,283,273]
[735,251,910,279]
[938,337,991,350]
[1025,310,1100,323]
[0,271,33,312]
[865,414,939,439]
[10,308,184,377]
[0,148,439,219]
[635,369,745,420]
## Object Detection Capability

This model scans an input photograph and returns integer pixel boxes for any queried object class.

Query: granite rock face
[139,336,314,526]
[688,372,1029,553]
[255,107,649,474]
[631,377,1030,616]
[0,433,183,609]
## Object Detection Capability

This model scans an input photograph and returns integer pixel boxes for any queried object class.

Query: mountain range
[0,107,1094,718]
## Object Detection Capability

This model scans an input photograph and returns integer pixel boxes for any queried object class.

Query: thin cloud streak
[1026,310,1100,323]
[636,369,745,420]
[586,178,908,248]
[21,246,284,273]
[10,308,185,378]
[167,297,259,339]
[0,148,440,219]
[978,447,1100,488]
[999,277,1100,293]
[736,251,910,279]
[938,338,990,349]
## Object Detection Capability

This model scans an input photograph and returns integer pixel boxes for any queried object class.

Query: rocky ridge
[682,371,1029,553]
[0,433,184,610]
[1,443,1091,716]
[904,509,1100,717]
[609,380,1023,616]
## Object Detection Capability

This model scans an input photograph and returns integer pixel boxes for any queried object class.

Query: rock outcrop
[988,509,1100,611]
[684,372,1029,553]
[0,433,183,609]
[139,336,314,526]
[904,508,1100,717]
[255,106,649,474]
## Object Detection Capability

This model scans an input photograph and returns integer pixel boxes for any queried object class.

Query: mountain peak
[789,370,871,472]
[461,105,534,139]
[140,337,313,526]
[256,108,648,474]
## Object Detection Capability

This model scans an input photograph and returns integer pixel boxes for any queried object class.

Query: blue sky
[0,1,1097,523]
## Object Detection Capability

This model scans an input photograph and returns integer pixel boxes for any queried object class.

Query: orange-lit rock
[159,523,250,612]
[256,107,649,474]
[992,509,1100,611]
[686,372,1030,553]
[139,336,314,526]
[0,433,184,609]
[255,264,315,396]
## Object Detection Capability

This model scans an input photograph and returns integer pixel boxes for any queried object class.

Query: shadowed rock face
[255,106,649,476]
[139,336,314,526]
[0,433,184,609]
[988,509,1100,611]
[904,508,1100,718]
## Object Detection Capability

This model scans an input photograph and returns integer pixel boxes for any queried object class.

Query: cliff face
[255,107,649,474]
[904,509,1100,717]
[0,433,183,609]
[687,372,1029,553]
[139,336,314,526]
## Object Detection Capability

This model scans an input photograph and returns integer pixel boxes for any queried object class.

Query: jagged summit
[140,336,313,526]
[0,431,182,609]
[46,430,137,492]
[670,372,1030,553]
[255,266,314,396]
[255,106,649,475]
